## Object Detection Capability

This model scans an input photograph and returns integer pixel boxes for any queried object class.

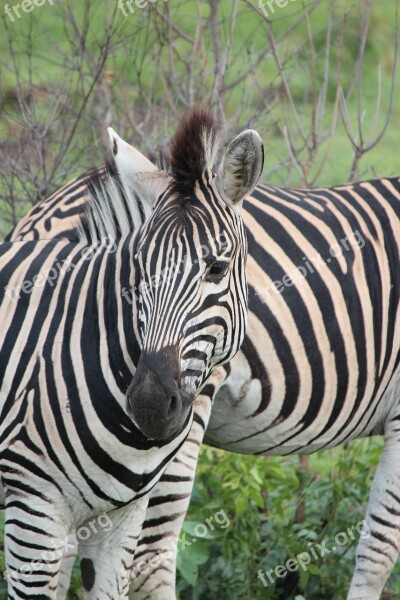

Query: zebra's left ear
[215,130,264,208]
[107,128,171,204]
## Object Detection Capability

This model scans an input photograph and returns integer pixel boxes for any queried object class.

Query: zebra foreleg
[4,496,70,600]
[78,496,149,600]
[348,415,400,599]
[130,368,225,600]
[130,410,208,600]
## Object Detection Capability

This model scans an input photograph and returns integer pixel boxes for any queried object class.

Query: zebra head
[110,110,264,440]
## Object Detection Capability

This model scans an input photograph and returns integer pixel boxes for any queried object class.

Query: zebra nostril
[167,393,181,420]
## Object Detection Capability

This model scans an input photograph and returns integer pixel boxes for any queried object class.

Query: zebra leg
[78,496,149,600]
[4,497,70,599]
[347,414,400,600]
[130,368,226,600]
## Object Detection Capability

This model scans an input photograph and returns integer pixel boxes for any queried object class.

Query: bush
[176,438,400,599]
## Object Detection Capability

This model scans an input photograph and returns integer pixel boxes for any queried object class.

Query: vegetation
[1,0,399,598]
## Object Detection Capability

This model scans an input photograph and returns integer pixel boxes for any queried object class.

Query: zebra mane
[75,161,150,243]
[168,108,221,201]
[76,108,221,242]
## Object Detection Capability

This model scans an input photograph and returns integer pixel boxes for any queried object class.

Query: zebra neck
[94,234,142,401]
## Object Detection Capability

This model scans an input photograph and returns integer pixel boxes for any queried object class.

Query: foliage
[0,0,399,235]
[176,439,400,600]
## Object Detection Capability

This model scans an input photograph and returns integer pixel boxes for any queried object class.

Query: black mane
[169,108,220,200]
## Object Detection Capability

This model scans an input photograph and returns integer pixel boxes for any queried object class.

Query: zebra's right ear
[107,128,171,205]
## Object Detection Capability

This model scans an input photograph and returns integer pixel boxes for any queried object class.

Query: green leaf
[181,520,214,540]
[176,540,210,586]
[307,563,319,575]
[234,495,248,515]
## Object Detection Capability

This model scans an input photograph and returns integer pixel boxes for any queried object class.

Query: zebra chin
[126,347,194,441]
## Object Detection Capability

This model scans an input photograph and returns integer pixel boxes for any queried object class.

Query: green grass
[1,1,399,196]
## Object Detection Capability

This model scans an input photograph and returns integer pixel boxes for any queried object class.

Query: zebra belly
[204,351,399,455]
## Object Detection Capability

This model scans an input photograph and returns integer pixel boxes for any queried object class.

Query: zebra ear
[107,128,171,204]
[216,130,264,208]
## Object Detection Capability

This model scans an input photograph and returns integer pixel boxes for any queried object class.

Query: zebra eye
[205,260,229,282]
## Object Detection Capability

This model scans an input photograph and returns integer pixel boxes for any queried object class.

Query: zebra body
[0,110,263,599]
[206,180,400,454]
[10,138,400,598]
[7,167,106,243]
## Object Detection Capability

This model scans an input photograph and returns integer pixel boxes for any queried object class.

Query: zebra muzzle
[126,347,191,440]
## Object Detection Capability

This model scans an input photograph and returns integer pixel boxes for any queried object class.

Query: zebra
[0,108,264,599]
[7,166,108,243]
[10,133,400,600]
